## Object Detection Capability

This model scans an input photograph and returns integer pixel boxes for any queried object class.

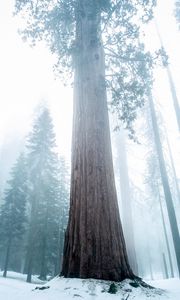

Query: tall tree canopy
[15,0,158,282]
[15,0,157,135]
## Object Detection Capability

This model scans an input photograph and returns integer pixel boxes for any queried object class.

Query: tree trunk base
[3,270,7,278]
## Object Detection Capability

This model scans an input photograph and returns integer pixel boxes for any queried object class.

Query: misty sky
[0,0,73,160]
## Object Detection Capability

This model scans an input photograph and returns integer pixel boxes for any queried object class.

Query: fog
[0,0,180,283]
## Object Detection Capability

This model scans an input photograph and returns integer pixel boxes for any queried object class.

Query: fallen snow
[0,271,179,300]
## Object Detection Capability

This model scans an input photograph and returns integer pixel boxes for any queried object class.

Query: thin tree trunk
[165,132,180,205]
[26,249,33,283]
[39,234,47,280]
[162,252,168,279]
[26,225,36,283]
[147,246,153,280]
[166,66,180,131]
[61,1,134,281]
[148,93,180,276]
[23,248,29,274]
[54,227,64,276]
[39,205,48,281]
[117,129,138,274]
[158,189,174,277]
[3,237,12,278]
[26,196,38,283]
[54,239,61,276]
[155,20,180,131]
[54,205,66,276]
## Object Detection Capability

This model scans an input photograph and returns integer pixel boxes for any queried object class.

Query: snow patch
[0,272,179,300]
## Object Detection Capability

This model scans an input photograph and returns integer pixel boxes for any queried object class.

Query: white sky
[0,0,73,160]
[0,0,180,178]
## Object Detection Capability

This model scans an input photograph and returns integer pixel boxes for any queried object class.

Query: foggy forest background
[0,0,180,284]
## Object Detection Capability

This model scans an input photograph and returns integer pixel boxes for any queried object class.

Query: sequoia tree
[15,0,156,281]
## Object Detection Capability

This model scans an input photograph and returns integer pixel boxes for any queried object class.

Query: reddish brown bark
[61,1,134,281]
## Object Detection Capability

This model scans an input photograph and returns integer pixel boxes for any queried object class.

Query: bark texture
[61,1,134,281]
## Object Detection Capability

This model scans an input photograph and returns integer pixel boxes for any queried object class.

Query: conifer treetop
[14,0,162,137]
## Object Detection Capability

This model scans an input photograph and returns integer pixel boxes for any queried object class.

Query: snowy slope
[0,272,179,300]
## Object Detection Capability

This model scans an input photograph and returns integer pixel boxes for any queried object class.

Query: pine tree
[38,157,69,280]
[15,0,157,281]
[0,153,27,277]
[24,106,68,282]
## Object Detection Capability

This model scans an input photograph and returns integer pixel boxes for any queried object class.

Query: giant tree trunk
[148,93,180,276]
[61,1,134,281]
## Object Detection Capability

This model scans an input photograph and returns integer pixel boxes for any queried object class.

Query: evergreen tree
[175,0,180,26]
[38,156,69,279]
[0,153,27,277]
[24,106,68,282]
[15,0,158,281]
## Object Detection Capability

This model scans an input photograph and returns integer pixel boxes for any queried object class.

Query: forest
[0,0,180,299]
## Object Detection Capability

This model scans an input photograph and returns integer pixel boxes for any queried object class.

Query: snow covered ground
[0,271,179,300]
